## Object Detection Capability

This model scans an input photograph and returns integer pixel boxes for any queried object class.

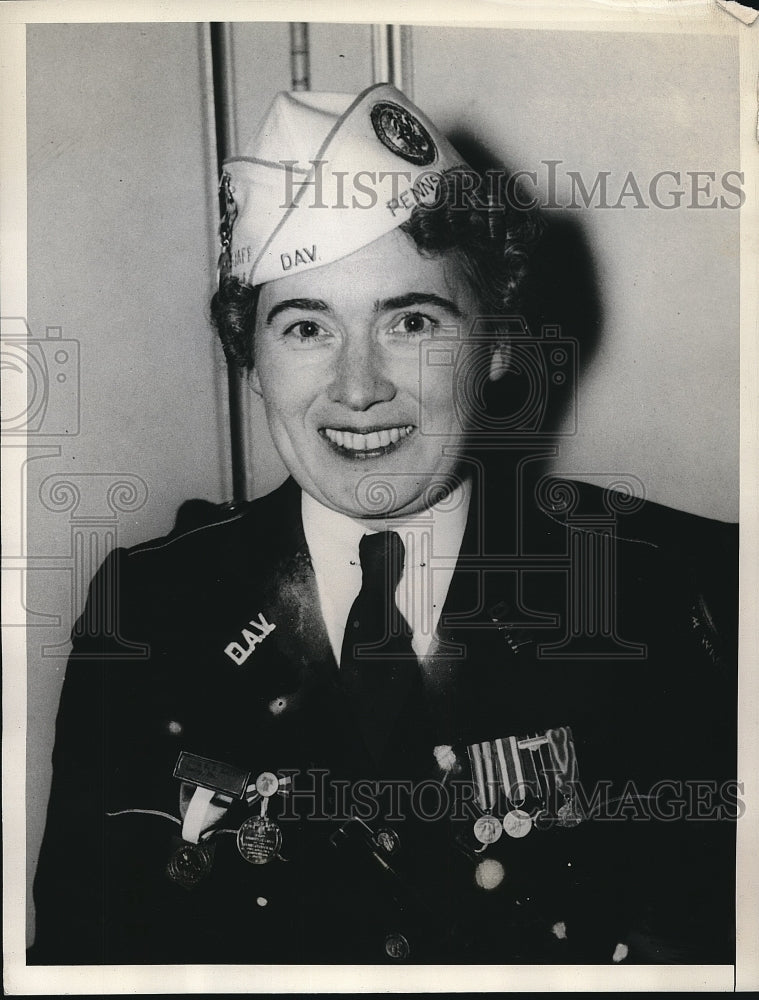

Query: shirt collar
[302,479,472,572]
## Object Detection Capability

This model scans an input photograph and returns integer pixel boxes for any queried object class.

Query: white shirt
[302,480,471,662]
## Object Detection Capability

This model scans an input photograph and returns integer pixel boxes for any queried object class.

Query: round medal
[166,841,214,888]
[237,815,282,864]
[533,809,555,832]
[502,808,532,839]
[557,800,583,827]
[255,771,280,798]
[473,814,503,845]
[384,932,411,960]
[375,827,400,855]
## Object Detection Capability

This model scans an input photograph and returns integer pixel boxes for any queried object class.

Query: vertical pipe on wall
[209,22,254,503]
[371,25,390,84]
[290,23,310,92]
[371,25,411,91]
[388,25,402,86]
[210,23,237,164]
[399,26,414,98]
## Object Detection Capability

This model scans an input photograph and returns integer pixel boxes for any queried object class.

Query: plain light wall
[24,21,740,943]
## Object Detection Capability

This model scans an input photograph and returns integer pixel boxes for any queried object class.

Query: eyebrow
[375,292,464,319]
[265,292,464,325]
[265,298,330,324]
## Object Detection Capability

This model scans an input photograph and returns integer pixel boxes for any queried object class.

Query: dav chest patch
[224,612,276,664]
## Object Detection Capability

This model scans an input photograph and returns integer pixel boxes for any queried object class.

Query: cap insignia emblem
[370,101,437,166]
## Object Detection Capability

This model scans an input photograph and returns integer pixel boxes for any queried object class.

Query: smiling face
[252,227,487,520]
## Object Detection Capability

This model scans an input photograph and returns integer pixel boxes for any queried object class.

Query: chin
[314,481,410,520]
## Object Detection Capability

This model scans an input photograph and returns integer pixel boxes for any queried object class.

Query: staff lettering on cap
[233,246,253,267]
[280,245,316,271]
[224,612,276,664]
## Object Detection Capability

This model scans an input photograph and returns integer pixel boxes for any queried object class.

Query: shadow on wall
[447,129,603,443]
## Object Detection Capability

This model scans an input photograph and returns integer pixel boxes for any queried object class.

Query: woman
[31,83,736,965]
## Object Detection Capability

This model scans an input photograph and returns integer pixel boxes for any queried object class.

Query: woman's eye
[283,319,329,342]
[390,313,439,337]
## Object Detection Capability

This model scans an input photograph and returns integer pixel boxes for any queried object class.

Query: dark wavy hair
[210,168,541,372]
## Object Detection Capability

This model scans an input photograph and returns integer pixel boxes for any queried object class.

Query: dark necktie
[340,531,421,767]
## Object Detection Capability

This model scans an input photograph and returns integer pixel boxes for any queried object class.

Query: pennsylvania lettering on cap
[221,83,468,288]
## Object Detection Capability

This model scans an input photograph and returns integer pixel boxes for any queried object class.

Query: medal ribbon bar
[467,724,580,820]
[173,751,250,799]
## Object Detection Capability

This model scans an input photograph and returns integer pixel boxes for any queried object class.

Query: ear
[488,340,511,382]
[249,367,263,397]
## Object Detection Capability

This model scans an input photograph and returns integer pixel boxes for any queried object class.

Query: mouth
[320,424,415,459]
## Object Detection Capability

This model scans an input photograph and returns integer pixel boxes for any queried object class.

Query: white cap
[221,83,468,287]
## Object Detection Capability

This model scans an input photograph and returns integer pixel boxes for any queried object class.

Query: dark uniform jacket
[30,467,738,966]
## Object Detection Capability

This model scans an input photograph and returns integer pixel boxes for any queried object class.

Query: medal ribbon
[467,742,497,812]
[182,786,216,844]
[517,739,541,804]
[535,740,557,812]
[469,724,580,819]
[545,725,578,792]
[495,736,529,805]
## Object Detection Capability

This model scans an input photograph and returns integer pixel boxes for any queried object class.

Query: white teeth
[324,425,413,450]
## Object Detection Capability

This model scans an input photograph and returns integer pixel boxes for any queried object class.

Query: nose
[327,335,396,411]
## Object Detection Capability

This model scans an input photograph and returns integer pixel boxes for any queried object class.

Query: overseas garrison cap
[221,82,469,288]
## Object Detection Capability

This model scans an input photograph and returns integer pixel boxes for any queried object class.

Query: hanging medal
[546,726,583,827]
[466,725,582,840]
[468,743,503,845]
[237,771,284,865]
[494,735,534,838]
[166,838,216,888]
[534,736,560,829]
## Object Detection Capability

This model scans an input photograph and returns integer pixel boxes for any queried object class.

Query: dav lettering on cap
[280,244,316,271]
[224,612,276,665]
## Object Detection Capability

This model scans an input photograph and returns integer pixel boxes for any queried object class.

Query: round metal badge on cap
[503,809,533,839]
[370,101,437,166]
[166,841,214,888]
[237,815,282,864]
[473,814,503,845]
